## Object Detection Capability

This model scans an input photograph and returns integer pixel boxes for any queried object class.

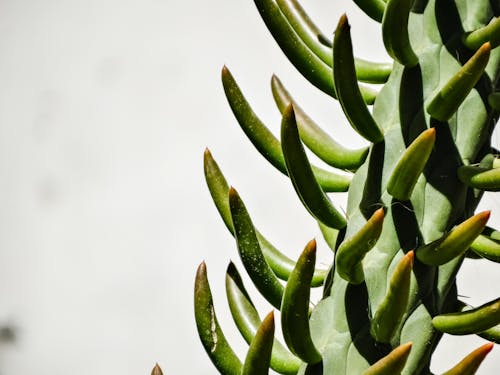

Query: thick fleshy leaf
[433,297,500,335]
[416,211,490,265]
[252,0,377,103]
[470,234,500,262]
[318,222,340,252]
[281,105,347,229]
[489,92,500,110]
[336,208,385,284]
[203,149,327,286]
[458,164,500,191]
[352,0,386,23]
[242,312,275,375]
[477,323,500,343]
[426,42,491,121]
[222,66,352,192]
[370,251,414,343]
[333,15,383,144]
[229,187,285,309]
[194,262,242,375]
[151,364,163,375]
[463,17,500,49]
[387,128,436,201]
[274,0,391,83]
[361,342,412,375]
[382,0,418,67]
[225,263,301,375]
[271,75,368,170]
[281,240,322,364]
[442,343,494,375]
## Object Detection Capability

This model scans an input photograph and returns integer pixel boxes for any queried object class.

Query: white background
[0,0,498,373]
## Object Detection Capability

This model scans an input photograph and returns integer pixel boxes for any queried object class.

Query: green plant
[195,0,500,373]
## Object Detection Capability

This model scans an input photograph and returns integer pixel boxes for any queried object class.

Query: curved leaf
[222,66,352,192]
[333,15,384,143]
[271,74,369,170]
[229,187,285,309]
[203,149,327,286]
[281,240,322,364]
[242,311,275,375]
[433,297,500,335]
[281,105,347,229]
[442,343,494,375]
[253,0,377,103]
[226,263,301,375]
[194,262,242,375]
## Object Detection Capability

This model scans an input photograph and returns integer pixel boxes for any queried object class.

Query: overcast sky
[0,0,498,374]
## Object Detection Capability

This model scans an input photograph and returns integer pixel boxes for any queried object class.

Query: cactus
[196,0,500,374]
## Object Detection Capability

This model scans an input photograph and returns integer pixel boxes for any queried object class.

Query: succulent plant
[195,0,500,374]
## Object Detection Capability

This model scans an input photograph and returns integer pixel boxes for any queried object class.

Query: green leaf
[361,342,412,375]
[252,0,377,103]
[274,0,391,83]
[281,240,322,364]
[203,149,327,286]
[194,262,242,375]
[281,105,347,229]
[352,0,386,23]
[242,312,275,375]
[225,262,301,375]
[271,75,369,170]
[222,66,352,192]
[477,322,500,343]
[470,234,500,262]
[426,42,491,122]
[463,17,500,50]
[387,128,436,201]
[336,208,385,284]
[458,164,500,191]
[370,251,414,343]
[229,187,285,309]
[416,211,490,266]
[433,297,500,335]
[318,222,340,252]
[382,0,418,67]
[333,15,384,144]
[442,343,494,375]
[489,92,500,111]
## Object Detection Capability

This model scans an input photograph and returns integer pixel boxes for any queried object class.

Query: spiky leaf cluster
[196,0,500,374]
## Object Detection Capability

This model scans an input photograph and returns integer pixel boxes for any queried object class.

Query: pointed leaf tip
[387,128,436,201]
[417,211,490,265]
[427,42,491,122]
[442,343,494,375]
[305,238,317,254]
[194,261,243,375]
[281,105,347,229]
[333,14,383,143]
[371,251,414,343]
[242,311,275,375]
[281,240,322,364]
[225,262,302,374]
[336,207,385,284]
[229,185,285,309]
[271,74,369,170]
[151,364,163,375]
[361,342,412,375]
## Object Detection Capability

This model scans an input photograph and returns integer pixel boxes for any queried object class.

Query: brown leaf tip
[151,363,163,375]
